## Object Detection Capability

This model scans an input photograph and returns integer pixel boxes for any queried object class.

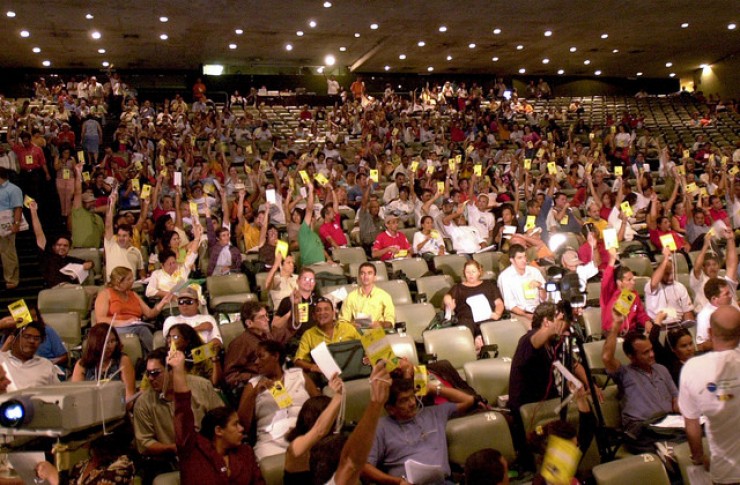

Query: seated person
[603,310,680,453]
[162,287,222,345]
[442,202,488,254]
[133,348,224,476]
[338,263,395,329]
[318,185,349,252]
[169,350,264,484]
[264,252,298,310]
[104,192,145,280]
[0,321,59,389]
[647,323,695,386]
[272,268,320,341]
[696,277,738,351]
[690,230,738,312]
[371,214,411,261]
[166,323,222,388]
[644,246,695,324]
[294,298,362,374]
[464,448,509,485]
[71,323,136,403]
[497,244,546,323]
[145,227,201,300]
[361,377,475,484]
[204,201,242,276]
[412,215,446,259]
[600,248,651,333]
[237,340,321,460]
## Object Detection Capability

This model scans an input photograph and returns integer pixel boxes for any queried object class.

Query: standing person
[54,147,77,217]
[350,76,365,101]
[0,167,23,290]
[326,75,340,98]
[679,306,740,485]
[11,131,50,202]
[80,116,103,164]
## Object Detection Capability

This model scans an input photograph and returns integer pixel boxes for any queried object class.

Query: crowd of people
[0,70,737,485]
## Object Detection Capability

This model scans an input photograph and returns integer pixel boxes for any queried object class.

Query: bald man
[678,306,740,484]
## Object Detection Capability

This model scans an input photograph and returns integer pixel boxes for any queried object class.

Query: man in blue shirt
[0,167,24,289]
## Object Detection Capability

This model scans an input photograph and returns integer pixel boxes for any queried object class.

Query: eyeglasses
[301,276,316,282]
[178,298,196,305]
[146,369,164,377]
[166,334,181,341]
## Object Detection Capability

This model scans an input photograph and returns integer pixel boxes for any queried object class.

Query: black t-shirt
[39,246,86,287]
[508,328,558,413]
[275,291,319,339]
[449,281,502,336]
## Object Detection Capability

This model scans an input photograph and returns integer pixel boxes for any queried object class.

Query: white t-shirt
[497,265,545,313]
[690,271,737,313]
[466,204,495,240]
[644,281,694,323]
[162,313,222,344]
[678,348,740,484]
[104,237,144,280]
[0,351,59,391]
[445,224,484,254]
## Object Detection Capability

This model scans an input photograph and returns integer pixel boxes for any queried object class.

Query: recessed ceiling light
[42,60,50,67]
[85,13,94,20]
[370,23,378,30]
[700,63,708,68]
[384,65,390,71]
[102,61,110,67]
[354,32,360,37]
[418,40,426,47]
[308,20,317,28]
[6,11,15,18]
[324,54,335,66]
[569,46,577,52]
[728,23,737,30]
[285,43,293,51]
[399,54,406,60]
[339,46,347,52]
[235,29,243,35]
[98,48,106,53]
[20,30,29,38]
[584,59,591,65]
[595,70,602,75]
[669,72,676,77]
[636,72,643,76]
[544,30,552,37]
[91,31,101,40]
[557,69,565,75]
[439,26,447,32]
[665,62,673,67]
[323,1,332,7]
[493,28,501,34]
[681,22,689,28]
[516,44,524,50]
[159,16,168,22]
[446,55,453,61]
[612,49,619,53]
[542,58,550,64]
[468,43,476,49]
[160,33,168,40]
[519,68,526,74]
[427,66,434,72]
[492,57,499,62]
[32,47,40,53]
[600,33,609,39]
[317,66,324,74]
[229,43,237,49]
[297,31,304,36]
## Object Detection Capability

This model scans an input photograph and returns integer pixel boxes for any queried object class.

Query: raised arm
[602,311,623,373]
[650,246,673,292]
[724,228,738,284]
[288,375,344,459]
[693,234,712,279]
[28,201,46,250]
[105,190,118,240]
[304,183,315,226]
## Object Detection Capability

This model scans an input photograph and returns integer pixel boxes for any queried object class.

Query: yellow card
[466,145,474,155]
[603,228,618,250]
[526,141,534,150]
[189,201,199,217]
[131,179,140,193]
[396,249,408,258]
[367,134,372,142]
[245,144,253,154]
[547,132,553,141]
[455,154,463,165]
[721,156,728,166]
[191,341,218,364]
[23,195,34,208]
[369,169,379,183]
[298,303,309,323]
[61,169,70,180]
[700,187,709,197]
[437,181,445,194]
[537,148,545,158]
[77,150,85,162]
[523,158,532,170]
[613,289,635,316]
[299,170,310,184]
[448,159,456,172]
[730,166,740,176]
[614,166,623,177]
[392,154,401,165]
[560,215,569,225]
[410,160,419,172]
[683,150,690,159]
[158,139,167,147]
[427,165,435,175]
[541,435,582,485]
[523,281,538,300]
[8,299,32,327]
[288,177,295,190]
[245,165,252,174]
[586,163,593,174]
[160,169,168,178]
[140,184,151,199]
[620,201,633,217]
[525,215,536,231]
[685,183,697,194]
[589,133,595,140]
[134,160,143,171]
[25,155,33,165]
[474,164,482,176]
[610,126,616,134]
[82,171,91,182]
[709,154,716,163]
[392,128,399,136]
[547,162,557,175]
[275,239,289,259]
[660,233,677,251]
[269,381,294,409]
[413,365,428,397]
[315,173,329,186]
[360,328,398,372]
[430,230,440,239]
[677,165,686,175]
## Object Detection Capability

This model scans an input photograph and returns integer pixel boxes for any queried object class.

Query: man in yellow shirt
[294,298,361,374]
[338,262,395,329]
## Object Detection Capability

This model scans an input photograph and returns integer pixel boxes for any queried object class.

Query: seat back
[254,272,270,303]
[416,275,454,309]
[390,258,431,280]
[394,303,437,343]
[348,261,388,282]
[446,411,516,467]
[582,307,603,341]
[479,319,528,358]
[38,286,90,319]
[152,472,180,485]
[473,251,504,274]
[67,248,103,284]
[620,256,653,277]
[582,339,630,373]
[633,276,650,300]
[519,398,581,434]
[259,452,286,485]
[120,333,143,369]
[592,454,670,485]
[43,312,82,348]
[324,378,371,424]
[463,359,511,405]
[206,273,250,297]
[433,254,468,283]
[423,326,476,370]
[333,247,367,267]
[673,439,709,485]
[219,321,246,349]
[386,333,418,365]
[374,280,412,306]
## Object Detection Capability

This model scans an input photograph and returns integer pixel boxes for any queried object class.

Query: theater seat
[446,411,516,467]
[38,286,91,326]
[375,280,412,305]
[394,303,436,343]
[120,333,143,371]
[207,274,256,313]
[592,453,670,485]
[463,358,511,405]
[415,274,454,309]
[348,261,388,282]
[152,472,180,485]
[42,312,82,349]
[259,452,286,485]
[220,321,246,349]
[673,439,709,485]
[386,333,418,365]
[433,254,468,283]
[479,319,527,359]
[324,378,371,425]
[518,398,580,435]
[390,257,431,281]
[423,326,476,373]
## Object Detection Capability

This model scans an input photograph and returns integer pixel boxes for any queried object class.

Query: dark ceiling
[0,0,737,78]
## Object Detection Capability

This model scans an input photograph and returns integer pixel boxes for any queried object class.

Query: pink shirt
[372,230,411,261]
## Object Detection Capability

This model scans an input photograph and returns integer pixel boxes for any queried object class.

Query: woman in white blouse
[412,215,446,260]
[145,224,201,299]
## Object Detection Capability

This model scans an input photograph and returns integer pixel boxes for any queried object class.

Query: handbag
[327,340,370,380]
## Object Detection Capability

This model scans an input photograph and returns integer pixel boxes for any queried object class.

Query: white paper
[404,459,445,485]
[173,171,182,186]
[7,452,46,484]
[686,465,713,485]
[553,361,583,390]
[266,188,277,204]
[310,342,343,380]
[503,225,517,235]
[60,263,89,283]
[651,414,706,428]
[266,409,293,439]
[466,294,493,323]
[299,187,308,199]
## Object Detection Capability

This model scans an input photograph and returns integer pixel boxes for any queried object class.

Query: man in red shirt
[371,214,411,261]
[707,195,730,226]
[600,248,652,333]
[12,131,50,201]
